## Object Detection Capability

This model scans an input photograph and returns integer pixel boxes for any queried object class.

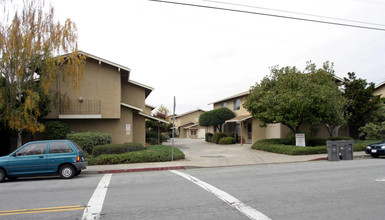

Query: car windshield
[70,141,84,152]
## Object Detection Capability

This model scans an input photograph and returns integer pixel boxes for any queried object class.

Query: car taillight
[77,156,80,162]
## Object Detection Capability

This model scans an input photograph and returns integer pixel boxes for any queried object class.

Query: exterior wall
[122,82,146,110]
[197,128,205,139]
[179,127,188,138]
[374,85,385,97]
[251,118,265,142]
[45,58,121,119]
[133,114,146,145]
[59,106,135,144]
[175,111,202,127]
[144,106,154,115]
[265,123,282,139]
[213,95,249,116]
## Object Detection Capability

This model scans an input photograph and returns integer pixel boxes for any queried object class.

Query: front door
[247,123,252,144]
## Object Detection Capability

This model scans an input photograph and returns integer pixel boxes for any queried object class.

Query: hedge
[218,137,236,145]
[67,131,112,154]
[92,142,144,157]
[252,138,378,155]
[88,145,185,165]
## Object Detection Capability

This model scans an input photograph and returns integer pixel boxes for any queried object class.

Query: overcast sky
[48,0,385,114]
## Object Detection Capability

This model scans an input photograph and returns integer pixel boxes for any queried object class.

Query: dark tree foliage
[343,72,381,139]
[199,108,235,132]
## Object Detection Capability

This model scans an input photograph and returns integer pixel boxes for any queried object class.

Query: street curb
[97,166,185,174]
[308,154,371,161]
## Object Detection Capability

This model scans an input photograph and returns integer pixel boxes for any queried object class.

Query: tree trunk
[17,129,23,148]
[326,124,341,137]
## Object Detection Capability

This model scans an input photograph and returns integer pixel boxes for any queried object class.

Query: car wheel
[59,165,75,179]
[0,169,5,183]
[74,170,81,176]
[371,154,379,158]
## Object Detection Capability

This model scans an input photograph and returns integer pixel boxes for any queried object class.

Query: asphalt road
[1,158,385,220]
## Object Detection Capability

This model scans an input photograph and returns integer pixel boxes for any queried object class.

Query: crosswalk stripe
[170,170,271,220]
[82,174,113,220]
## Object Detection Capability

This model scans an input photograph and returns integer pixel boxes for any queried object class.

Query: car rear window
[69,141,84,152]
[49,141,73,154]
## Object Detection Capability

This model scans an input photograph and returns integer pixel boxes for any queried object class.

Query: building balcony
[59,99,101,119]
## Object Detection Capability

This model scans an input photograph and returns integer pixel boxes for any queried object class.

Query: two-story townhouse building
[210,91,285,144]
[211,89,349,144]
[44,51,164,146]
[173,109,206,139]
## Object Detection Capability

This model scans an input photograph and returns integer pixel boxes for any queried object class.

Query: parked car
[0,140,87,182]
[365,141,385,158]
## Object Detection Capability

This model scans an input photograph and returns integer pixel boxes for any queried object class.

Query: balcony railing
[60,99,101,115]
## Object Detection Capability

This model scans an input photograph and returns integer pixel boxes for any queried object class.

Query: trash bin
[326,141,340,161]
[340,140,354,160]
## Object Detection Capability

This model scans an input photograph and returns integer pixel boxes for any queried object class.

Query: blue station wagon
[0,140,87,182]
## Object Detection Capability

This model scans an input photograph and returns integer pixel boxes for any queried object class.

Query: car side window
[16,143,47,156]
[49,141,73,154]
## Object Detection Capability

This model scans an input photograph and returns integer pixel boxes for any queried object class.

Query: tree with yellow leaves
[0,1,86,147]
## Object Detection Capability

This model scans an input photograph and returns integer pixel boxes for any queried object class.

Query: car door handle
[39,156,44,158]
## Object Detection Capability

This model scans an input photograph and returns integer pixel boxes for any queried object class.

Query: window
[16,143,47,156]
[233,98,240,110]
[221,102,227,108]
[49,141,73,154]
[191,130,197,136]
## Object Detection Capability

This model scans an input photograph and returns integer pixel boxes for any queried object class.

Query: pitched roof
[175,109,206,118]
[209,91,250,105]
[77,50,131,73]
[71,51,154,97]
[376,81,385,89]
[225,114,252,123]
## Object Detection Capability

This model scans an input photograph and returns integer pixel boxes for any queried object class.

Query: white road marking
[170,170,271,220]
[375,177,385,182]
[82,174,113,220]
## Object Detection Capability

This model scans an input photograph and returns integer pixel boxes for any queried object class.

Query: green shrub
[146,131,168,145]
[43,121,69,140]
[89,145,185,165]
[212,132,227,144]
[228,133,239,143]
[252,139,327,155]
[147,138,159,145]
[92,142,144,157]
[205,133,213,142]
[67,131,112,154]
[218,137,235,145]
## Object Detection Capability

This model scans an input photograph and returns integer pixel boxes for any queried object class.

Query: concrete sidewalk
[84,138,370,174]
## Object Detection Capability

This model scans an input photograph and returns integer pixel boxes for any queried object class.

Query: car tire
[0,169,5,183]
[74,170,81,176]
[371,154,379,158]
[59,165,75,179]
